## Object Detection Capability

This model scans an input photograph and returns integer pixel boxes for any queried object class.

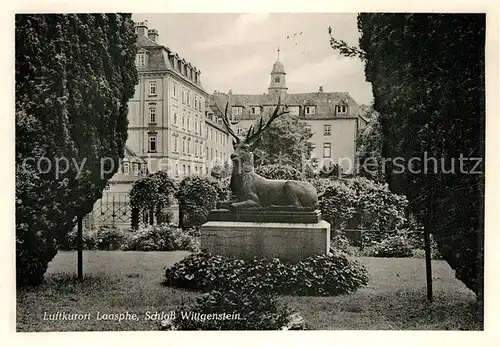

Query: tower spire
[277,46,280,60]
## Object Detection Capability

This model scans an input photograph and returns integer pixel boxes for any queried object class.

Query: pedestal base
[200,220,331,262]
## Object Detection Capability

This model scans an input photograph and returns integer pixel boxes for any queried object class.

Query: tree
[249,114,314,172]
[129,171,178,227]
[175,176,228,229]
[15,14,138,285]
[330,14,485,297]
[356,110,384,182]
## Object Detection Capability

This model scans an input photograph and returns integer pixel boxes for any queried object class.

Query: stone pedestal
[201,215,330,262]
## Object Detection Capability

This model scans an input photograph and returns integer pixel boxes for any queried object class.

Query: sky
[132,13,373,105]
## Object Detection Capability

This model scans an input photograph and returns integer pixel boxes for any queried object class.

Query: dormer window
[136,52,146,67]
[336,105,347,114]
[289,106,300,115]
[275,76,280,83]
[251,106,261,115]
[232,106,243,115]
[305,106,316,115]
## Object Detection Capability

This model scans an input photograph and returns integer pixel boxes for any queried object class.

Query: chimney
[147,29,158,42]
[319,86,323,92]
[135,20,148,36]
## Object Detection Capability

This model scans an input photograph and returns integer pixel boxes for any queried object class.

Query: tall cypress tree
[15,14,138,285]
[349,14,484,297]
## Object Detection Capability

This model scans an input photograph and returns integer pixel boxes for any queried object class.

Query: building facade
[209,57,365,173]
[88,21,231,229]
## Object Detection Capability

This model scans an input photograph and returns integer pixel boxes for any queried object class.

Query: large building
[209,56,368,173]
[87,21,231,228]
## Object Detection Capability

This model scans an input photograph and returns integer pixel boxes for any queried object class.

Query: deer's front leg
[231,194,261,210]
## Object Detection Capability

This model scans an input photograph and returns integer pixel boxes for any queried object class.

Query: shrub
[164,250,369,296]
[319,177,408,245]
[94,226,129,251]
[368,235,413,258]
[254,164,304,180]
[56,227,97,251]
[307,178,334,196]
[176,175,228,228]
[162,284,308,330]
[330,231,352,255]
[122,224,199,252]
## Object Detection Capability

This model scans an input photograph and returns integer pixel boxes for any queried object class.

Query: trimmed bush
[16,14,138,285]
[122,224,199,252]
[164,250,369,296]
[368,235,413,258]
[254,164,304,180]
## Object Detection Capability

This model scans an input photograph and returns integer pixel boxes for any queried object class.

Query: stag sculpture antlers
[217,98,319,211]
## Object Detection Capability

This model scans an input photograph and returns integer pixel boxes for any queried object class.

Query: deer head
[219,97,289,173]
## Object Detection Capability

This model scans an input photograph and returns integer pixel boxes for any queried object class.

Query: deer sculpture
[217,98,319,211]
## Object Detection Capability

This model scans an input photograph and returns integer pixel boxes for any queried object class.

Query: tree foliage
[319,177,409,245]
[175,175,228,228]
[15,14,138,285]
[254,164,304,180]
[249,114,314,171]
[331,14,484,296]
[356,110,384,182]
[129,171,177,227]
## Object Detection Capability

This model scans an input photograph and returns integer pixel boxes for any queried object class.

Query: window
[305,106,316,115]
[323,143,331,158]
[149,81,157,96]
[324,124,331,136]
[183,164,186,175]
[175,163,179,177]
[182,116,185,129]
[251,106,260,115]
[149,107,156,123]
[173,83,177,97]
[182,139,186,154]
[133,163,139,176]
[182,90,185,104]
[123,161,130,175]
[187,139,191,155]
[195,166,198,173]
[289,106,300,115]
[136,53,146,67]
[173,113,178,126]
[149,135,157,152]
[210,148,213,159]
[275,76,280,83]
[232,107,242,115]
[187,165,191,175]
[336,105,347,114]
[237,127,243,135]
[188,117,191,131]
[199,121,203,136]
[173,137,178,152]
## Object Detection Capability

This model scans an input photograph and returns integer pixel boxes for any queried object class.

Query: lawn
[16,251,482,331]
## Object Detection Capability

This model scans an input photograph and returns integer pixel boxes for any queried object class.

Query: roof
[271,60,285,73]
[209,92,360,120]
[135,34,205,92]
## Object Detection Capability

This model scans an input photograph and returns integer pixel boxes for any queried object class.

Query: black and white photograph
[8,4,495,341]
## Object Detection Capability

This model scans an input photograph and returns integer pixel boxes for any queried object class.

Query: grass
[16,251,482,331]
